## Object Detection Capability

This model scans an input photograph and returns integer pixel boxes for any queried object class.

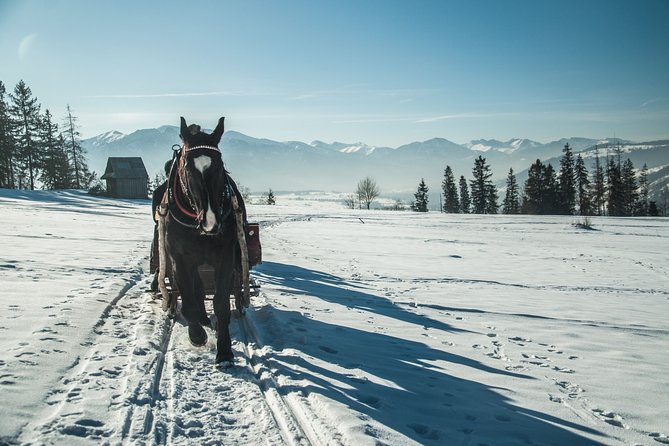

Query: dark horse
[164,116,240,364]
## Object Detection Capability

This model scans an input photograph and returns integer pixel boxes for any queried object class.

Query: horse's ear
[180,117,188,141]
[211,117,225,145]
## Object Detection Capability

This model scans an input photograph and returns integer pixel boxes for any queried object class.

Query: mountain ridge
[83,126,668,194]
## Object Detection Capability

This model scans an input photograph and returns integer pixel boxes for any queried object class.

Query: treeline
[0,79,93,191]
[412,143,660,216]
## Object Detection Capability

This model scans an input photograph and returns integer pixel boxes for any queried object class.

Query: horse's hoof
[216,351,234,364]
[188,324,208,346]
[199,315,212,327]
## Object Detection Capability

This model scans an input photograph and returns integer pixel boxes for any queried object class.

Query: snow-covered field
[1,189,667,445]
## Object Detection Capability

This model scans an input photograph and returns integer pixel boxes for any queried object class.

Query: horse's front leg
[213,258,234,364]
[174,259,208,347]
[193,271,211,327]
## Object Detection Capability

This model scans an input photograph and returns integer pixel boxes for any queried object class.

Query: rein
[169,144,231,231]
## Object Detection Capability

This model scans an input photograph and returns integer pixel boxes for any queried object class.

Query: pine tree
[39,109,72,189]
[542,164,559,215]
[267,188,276,205]
[411,178,429,212]
[502,168,520,214]
[9,80,42,190]
[558,143,576,215]
[442,166,459,213]
[607,156,624,216]
[591,147,606,216]
[0,81,15,188]
[470,155,495,214]
[621,158,638,217]
[522,159,545,214]
[459,175,470,214]
[63,105,90,188]
[485,182,499,214]
[575,154,591,215]
[637,164,649,216]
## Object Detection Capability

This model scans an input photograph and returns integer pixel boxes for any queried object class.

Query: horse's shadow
[248,261,607,445]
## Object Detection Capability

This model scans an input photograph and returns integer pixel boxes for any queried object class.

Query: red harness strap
[172,162,199,219]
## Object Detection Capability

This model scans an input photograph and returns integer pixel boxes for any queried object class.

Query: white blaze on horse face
[193,155,217,232]
[193,155,212,174]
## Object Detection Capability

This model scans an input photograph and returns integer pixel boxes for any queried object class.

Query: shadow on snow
[250,261,608,445]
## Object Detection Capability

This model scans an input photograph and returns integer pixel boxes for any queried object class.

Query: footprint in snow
[407,423,441,441]
[549,394,564,403]
[592,408,628,429]
[555,380,584,398]
[319,345,338,354]
[650,432,669,444]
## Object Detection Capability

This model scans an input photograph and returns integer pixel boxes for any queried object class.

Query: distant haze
[83,126,669,197]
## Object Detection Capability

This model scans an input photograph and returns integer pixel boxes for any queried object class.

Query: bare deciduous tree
[343,194,357,209]
[356,176,380,210]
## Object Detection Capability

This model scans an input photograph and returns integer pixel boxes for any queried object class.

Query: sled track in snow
[133,291,330,445]
[19,261,330,443]
[236,313,319,446]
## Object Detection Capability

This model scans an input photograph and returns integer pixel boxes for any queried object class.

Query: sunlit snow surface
[0,189,667,445]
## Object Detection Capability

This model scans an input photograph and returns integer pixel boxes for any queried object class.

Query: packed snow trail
[2,190,668,445]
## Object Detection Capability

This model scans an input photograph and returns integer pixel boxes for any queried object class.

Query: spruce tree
[575,154,591,215]
[411,178,429,212]
[267,188,276,205]
[39,109,72,189]
[637,164,649,216]
[9,80,42,190]
[542,164,559,215]
[607,157,624,216]
[0,81,15,188]
[485,183,499,214]
[522,159,544,214]
[558,143,576,214]
[442,166,459,213]
[63,105,90,188]
[621,158,638,217]
[502,168,520,214]
[470,155,495,214]
[459,175,470,214]
[591,147,606,216]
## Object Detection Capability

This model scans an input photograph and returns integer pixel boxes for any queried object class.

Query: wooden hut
[101,157,149,198]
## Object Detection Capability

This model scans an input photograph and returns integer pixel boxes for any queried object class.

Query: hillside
[83,128,669,196]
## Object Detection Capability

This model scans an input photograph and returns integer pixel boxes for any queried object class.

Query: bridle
[169,143,232,232]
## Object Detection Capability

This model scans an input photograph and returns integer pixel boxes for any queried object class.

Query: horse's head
[177,116,230,235]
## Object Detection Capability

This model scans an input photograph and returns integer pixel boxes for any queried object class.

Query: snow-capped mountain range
[83,126,669,195]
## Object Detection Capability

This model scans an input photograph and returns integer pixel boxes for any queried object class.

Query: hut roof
[100,157,148,180]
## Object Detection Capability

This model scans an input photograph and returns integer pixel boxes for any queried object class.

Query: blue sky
[1,0,668,146]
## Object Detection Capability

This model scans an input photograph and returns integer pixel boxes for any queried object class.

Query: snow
[88,130,125,146]
[1,189,668,445]
[339,144,377,155]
